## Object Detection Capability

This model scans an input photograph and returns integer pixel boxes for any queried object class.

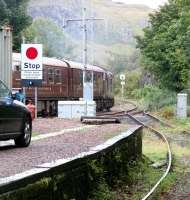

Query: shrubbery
[114,70,141,96]
[114,71,178,111]
[131,85,176,110]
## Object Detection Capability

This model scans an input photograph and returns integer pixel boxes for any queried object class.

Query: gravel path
[32,118,84,135]
[0,122,131,178]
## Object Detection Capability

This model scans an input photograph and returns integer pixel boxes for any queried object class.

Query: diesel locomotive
[12,53,114,116]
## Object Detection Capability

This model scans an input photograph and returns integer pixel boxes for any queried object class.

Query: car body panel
[0,80,31,141]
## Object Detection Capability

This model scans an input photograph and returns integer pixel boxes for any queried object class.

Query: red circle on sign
[26,47,38,60]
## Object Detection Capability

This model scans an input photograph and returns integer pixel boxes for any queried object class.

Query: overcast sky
[112,0,168,9]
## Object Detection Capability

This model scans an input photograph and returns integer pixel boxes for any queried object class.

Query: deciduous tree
[22,18,75,59]
[0,0,32,51]
[137,0,190,92]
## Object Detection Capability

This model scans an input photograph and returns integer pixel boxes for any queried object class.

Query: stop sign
[21,44,43,84]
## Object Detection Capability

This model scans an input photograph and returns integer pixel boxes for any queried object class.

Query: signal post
[120,74,125,98]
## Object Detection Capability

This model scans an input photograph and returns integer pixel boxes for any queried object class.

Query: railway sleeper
[81,116,121,125]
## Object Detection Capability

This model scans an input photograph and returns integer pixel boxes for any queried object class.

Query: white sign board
[121,81,125,85]
[120,74,125,81]
[21,44,42,80]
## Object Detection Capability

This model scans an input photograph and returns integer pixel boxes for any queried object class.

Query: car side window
[0,81,10,97]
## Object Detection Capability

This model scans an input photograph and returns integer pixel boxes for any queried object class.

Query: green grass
[143,139,167,162]
[169,117,190,131]
[142,109,190,199]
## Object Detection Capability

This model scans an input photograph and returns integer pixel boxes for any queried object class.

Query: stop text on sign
[24,63,41,69]
[21,44,43,81]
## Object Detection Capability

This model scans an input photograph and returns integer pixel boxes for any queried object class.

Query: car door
[0,80,23,134]
[0,98,23,133]
[0,105,3,133]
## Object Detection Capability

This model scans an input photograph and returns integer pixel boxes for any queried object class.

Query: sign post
[22,37,26,104]
[21,44,43,118]
[120,74,125,98]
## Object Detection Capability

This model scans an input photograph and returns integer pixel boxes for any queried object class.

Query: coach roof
[13,53,68,68]
[65,60,105,73]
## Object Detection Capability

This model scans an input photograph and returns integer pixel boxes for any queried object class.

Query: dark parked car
[0,80,32,147]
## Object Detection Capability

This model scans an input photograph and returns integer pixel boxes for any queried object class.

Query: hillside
[28,0,152,71]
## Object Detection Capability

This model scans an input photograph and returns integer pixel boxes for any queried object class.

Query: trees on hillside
[108,50,140,74]
[22,18,76,59]
[0,0,32,51]
[137,0,190,92]
[0,0,10,26]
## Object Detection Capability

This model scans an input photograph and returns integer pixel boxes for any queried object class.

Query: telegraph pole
[82,5,88,102]
[82,6,87,72]
[22,36,26,104]
[63,4,104,102]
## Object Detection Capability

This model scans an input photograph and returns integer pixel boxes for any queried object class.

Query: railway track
[83,101,173,200]
[126,111,172,200]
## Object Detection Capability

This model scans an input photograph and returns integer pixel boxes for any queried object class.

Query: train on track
[12,53,114,116]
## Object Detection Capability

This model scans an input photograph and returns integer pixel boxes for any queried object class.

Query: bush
[131,85,176,111]
[188,106,190,117]
[124,70,142,97]
[114,70,141,97]
[159,106,175,119]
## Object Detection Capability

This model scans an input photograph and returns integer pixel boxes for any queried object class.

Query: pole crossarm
[63,18,104,28]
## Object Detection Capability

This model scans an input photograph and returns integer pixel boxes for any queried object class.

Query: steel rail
[144,112,174,128]
[126,113,172,200]
[97,99,138,117]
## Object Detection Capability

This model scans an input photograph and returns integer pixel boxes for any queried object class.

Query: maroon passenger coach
[12,53,114,116]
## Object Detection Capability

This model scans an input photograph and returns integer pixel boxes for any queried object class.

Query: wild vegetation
[137,0,190,92]
[0,0,32,51]
[22,18,76,59]
[114,0,190,112]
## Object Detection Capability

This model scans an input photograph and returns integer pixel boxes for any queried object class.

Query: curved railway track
[126,111,172,200]
[83,101,173,200]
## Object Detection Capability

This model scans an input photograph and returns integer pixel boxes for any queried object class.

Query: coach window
[98,74,101,85]
[107,76,109,91]
[94,73,98,85]
[79,71,83,85]
[48,68,54,83]
[55,69,61,84]
[85,71,92,82]
[110,78,113,92]
[103,73,106,81]
[42,69,46,83]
